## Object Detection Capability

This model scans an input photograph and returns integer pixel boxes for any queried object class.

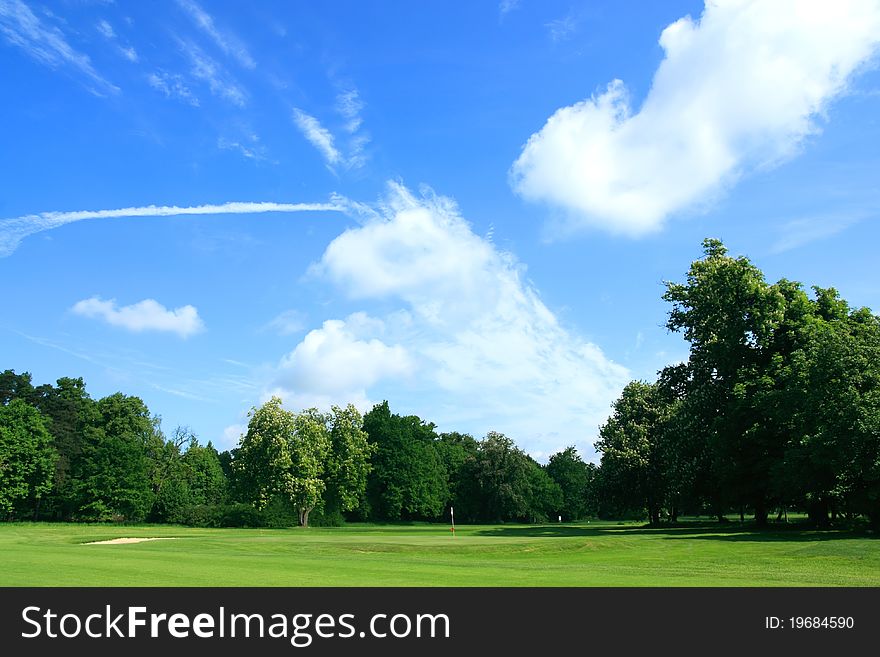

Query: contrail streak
[0,200,347,256]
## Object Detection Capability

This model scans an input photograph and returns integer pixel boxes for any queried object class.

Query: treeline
[2,239,878,528]
[0,374,590,526]
[596,239,880,528]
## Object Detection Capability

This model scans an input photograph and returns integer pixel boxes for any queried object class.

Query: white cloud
[0,0,118,95]
[95,19,138,62]
[175,0,255,69]
[545,15,577,42]
[96,19,114,39]
[295,87,370,170]
[0,199,346,257]
[770,210,872,253]
[511,0,880,237]
[499,0,520,16]
[336,88,364,133]
[274,314,413,410]
[217,135,266,161]
[280,183,630,457]
[292,108,342,165]
[148,70,198,105]
[265,309,305,336]
[72,297,205,338]
[180,40,247,106]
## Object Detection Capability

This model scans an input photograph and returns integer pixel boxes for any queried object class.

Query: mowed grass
[0,521,877,586]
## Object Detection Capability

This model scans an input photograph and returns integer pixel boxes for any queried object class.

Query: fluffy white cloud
[71,297,205,338]
[274,313,412,409]
[278,183,630,458]
[511,0,880,236]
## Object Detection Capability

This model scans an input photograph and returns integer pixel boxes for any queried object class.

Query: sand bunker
[84,537,178,545]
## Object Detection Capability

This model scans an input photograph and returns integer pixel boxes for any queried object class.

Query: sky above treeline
[2,0,879,461]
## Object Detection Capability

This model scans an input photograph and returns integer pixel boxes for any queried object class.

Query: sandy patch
[84,537,179,545]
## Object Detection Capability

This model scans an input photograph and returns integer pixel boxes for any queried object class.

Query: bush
[262,498,298,528]
[308,507,345,527]
[218,503,265,528]
[176,504,222,527]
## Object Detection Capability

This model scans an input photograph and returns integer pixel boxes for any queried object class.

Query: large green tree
[73,393,160,521]
[457,432,559,523]
[596,381,670,524]
[324,404,375,518]
[0,399,57,519]
[234,398,331,527]
[546,446,592,521]
[363,402,447,520]
[663,238,787,524]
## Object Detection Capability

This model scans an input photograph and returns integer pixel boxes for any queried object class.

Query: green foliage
[546,446,592,520]
[458,432,559,522]
[435,431,479,511]
[72,393,159,522]
[325,404,374,515]
[234,398,332,527]
[0,399,57,518]
[596,381,671,524]
[364,402,448,520]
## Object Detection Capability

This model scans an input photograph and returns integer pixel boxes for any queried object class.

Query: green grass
[1,520,877,586]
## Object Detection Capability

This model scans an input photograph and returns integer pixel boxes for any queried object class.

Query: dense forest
[2,240,878,528]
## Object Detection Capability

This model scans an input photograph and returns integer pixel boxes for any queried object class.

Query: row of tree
[0,372,226,522]
[0,372,593,526]
[596,239,880,528]
[2,240,877,528]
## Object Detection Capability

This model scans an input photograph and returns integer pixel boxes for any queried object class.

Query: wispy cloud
[9,329,255,409]
[336,88,364,133]
[265,309,306,336]
[95,19,114,39]
[0,0,118,95]
[545,14,577,42]
[499,0,520,16]
[294,89,371,171]
[217,135,267,161]
[95,18,138,62]
[180,39,247,106]
[0,199,346,256]
[175,0,255,69]
[770,211,873,254]
[147,70,199,106]
[292,108,342,166]
[335,88,371,168]
[72,297,205,338]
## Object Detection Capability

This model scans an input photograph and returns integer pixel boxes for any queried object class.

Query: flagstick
[451,506,455,538]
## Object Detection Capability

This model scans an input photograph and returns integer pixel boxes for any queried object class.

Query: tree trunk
[754,502,768,528]
[807,499,829,527]
[299,506,312,528]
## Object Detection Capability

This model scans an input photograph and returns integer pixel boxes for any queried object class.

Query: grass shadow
[475,521,876,542]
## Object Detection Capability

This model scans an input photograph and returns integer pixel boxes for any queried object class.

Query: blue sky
[2,0,879,461]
